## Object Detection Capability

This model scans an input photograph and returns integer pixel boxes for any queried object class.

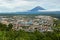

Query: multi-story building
[0,15,54,32]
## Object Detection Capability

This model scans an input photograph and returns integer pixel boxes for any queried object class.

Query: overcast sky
[0,0,60,12]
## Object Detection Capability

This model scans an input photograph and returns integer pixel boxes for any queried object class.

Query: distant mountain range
[0,6,60,15]
[0,6,60,18]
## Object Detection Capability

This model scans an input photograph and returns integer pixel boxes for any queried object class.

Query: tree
[7,23,13,31]
[0,23,7,31]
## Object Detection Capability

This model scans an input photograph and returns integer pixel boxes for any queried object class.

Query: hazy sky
[0,0,60,12]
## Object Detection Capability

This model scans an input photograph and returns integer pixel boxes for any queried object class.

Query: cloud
[0,0,40,12]
[0,0,60,12]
